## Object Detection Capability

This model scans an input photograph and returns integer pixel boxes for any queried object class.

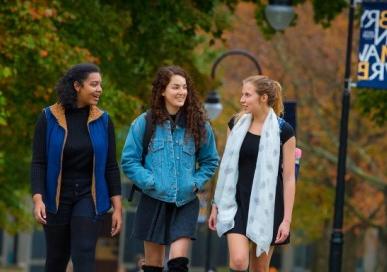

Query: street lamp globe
[265,0,294,31]
[204,91,223,121]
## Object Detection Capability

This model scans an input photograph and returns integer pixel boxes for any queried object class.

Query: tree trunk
[376,227,387,272]
[311,222,330,272]
[342,231,360,272]
[363,227,378,272]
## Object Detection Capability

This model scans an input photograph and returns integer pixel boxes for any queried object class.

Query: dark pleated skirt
[131,193,199,245]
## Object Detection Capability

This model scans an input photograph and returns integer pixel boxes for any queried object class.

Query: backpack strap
[142,109,153,164]
[128,110,153,202]
[277,117,285,131]
[228,115,237,130]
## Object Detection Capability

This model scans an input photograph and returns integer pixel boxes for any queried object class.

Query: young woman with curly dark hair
[121,66,219,272]
[31,63,122,272]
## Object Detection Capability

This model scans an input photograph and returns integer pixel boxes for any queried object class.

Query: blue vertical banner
[357,1,387,89]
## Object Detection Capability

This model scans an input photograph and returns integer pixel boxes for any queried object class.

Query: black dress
[225,119,294,245]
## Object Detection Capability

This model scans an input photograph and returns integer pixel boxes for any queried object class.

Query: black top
[237,132,261,197]
[30,106,121,197]
[227,118,295,185]
[226,118,295,244]
[63,106,94,179]
[169,114,177,132]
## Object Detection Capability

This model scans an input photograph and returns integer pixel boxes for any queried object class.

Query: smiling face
[240,82,268,113]
[74,72,102,108]
[162,74,188,114]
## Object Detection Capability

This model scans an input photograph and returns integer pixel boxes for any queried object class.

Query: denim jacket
[121,112,219,206]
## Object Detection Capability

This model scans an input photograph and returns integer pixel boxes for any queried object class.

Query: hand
[33,194,46,225]
[275,219,290,243]
[193,184,199,194]
[208,205,217,231]
[111,209,122,237]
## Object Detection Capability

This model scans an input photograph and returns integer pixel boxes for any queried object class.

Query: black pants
[44,178,101,272]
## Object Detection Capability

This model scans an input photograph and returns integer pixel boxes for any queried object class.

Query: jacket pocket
[182,144,195,169]
[149,140,164,168]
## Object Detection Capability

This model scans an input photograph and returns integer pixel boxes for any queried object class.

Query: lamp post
[263,0,355,269]
[329,0,355,271]
[204,49,263,119]
[203,49,262,272]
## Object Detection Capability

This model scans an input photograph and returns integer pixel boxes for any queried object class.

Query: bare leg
[144,241,165,267]
[227,233,250,271]
[249,245,275,272]
[169,237,191,259]
[168,237,191,272]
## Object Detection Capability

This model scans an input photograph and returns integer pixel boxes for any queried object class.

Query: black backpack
[127,110,153,201]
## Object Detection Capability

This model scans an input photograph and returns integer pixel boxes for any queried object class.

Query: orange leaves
[33,86,53,102]
[44,8,56,18]
[28,5,57,20]
[39,49,48,57]
[28,6,41,20]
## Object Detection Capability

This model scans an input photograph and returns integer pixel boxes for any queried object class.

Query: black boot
[142,265,164,272]
[167,257,189,272]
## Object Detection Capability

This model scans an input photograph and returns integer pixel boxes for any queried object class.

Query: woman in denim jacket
[121,66,219,272]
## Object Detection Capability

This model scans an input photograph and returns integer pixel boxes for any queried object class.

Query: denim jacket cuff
[144,176,155,190]
[193,182,199,193]
[193,179,203,191]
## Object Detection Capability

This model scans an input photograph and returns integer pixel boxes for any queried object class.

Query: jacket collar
[49,103,104,130]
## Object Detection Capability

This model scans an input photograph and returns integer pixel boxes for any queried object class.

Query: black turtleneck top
[30,106,121,197]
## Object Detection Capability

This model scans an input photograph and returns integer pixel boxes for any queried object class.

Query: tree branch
[298,140,386,191]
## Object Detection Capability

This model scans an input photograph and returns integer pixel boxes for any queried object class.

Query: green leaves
[0,66,12,79]
[0,91,8,126]
[312,0,347,27]
[356,89,387,126]
[251,0,348,36]
[0,0,233,231]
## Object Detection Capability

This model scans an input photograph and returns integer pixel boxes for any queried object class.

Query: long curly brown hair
[150,66,207,148]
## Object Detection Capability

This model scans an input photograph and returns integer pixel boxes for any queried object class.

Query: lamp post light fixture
[204,91,223,121]
[265,0,295,31]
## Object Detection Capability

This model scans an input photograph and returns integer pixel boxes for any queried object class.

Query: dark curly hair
[150,66,207,149]
[55,63,100,109]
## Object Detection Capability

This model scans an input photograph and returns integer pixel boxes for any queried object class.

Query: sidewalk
[0,266,23,272]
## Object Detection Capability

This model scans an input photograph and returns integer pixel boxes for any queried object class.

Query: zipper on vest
[55,128,67,211]
[87,121,98,215]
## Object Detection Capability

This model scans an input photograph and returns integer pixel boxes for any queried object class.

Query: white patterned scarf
[214,108,280,256]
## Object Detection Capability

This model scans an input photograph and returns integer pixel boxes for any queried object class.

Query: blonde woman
[208,75,296,272]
